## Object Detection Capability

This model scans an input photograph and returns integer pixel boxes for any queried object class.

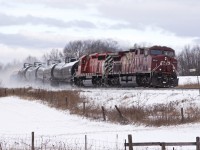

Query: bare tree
[63,40,85,58]
[177,45,200,76]
[23,55,39,64]
[63,39,122,58]
[131,42,150,49]
[42,49,64,62]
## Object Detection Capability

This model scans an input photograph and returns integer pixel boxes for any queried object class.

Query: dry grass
[177,83,200,89]
[0,87,83,114]
[1,87,200,127]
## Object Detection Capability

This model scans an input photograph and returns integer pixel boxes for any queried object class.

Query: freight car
[17,58,78,86]
[73,46,178,87]
[18,62,43,81]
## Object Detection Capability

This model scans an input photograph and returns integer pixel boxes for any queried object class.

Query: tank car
[18,62,44,82]
[17,58,79,86]
[50,58,78,86]
[18,63,34,81]
[42,60,60,85]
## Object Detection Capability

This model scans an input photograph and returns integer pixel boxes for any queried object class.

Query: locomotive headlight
[165,57,167,61]
[159,68,162,71]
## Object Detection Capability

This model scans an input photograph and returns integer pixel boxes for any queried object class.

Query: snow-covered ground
[178,76,200,85]
[0,76,200,149]
[80,88,200,109]
[1,96,200,150]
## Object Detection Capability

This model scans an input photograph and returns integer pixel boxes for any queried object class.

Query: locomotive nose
[152,55,173,73]
[164,56,172,64]
[161,56,173,72]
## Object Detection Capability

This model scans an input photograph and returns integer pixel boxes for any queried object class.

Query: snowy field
[1,96,200,150]
[0,76,200,149]
[178,76,200,85]
[80,88,200,109]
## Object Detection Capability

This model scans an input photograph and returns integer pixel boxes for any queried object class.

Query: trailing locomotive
[74,46,178,87]
[16,45,178,88]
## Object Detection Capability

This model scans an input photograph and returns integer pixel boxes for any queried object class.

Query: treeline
[177,46,200,76]
[0,39,121,71]
[0,39,199,76]
[32,39,122,63]
[63,39,122,58]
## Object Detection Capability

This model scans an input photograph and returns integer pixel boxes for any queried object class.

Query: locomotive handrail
[152,61,178,74]
[151,62,162,73]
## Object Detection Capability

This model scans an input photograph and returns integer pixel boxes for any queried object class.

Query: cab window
[164,51,175,57]
[150,50,162,55]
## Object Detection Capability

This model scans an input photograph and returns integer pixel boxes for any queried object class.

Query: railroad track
[77,86,200,91]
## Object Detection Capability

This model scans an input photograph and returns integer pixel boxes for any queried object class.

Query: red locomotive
[74,46,178,87]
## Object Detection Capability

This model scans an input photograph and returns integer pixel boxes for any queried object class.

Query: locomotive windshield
[164,51,174,57]
[150,50,175,57]
[150,50,162,55]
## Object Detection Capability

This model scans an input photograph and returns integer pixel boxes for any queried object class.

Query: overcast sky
[0,0,200,64]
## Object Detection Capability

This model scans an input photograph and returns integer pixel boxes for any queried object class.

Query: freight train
[16,45,179,88]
